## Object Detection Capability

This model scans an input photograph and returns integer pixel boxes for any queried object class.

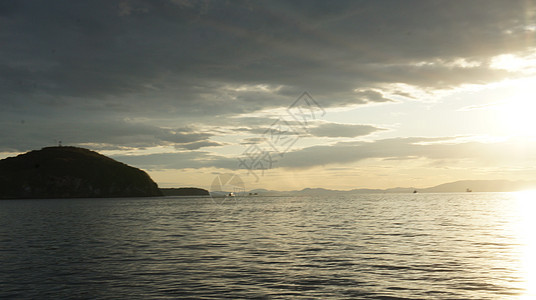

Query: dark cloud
[0,117,219,151]
[309,123,384,138]
[176,140,225,150]
[2,0,536,151]
[159,130,211,144]
[3,1,533,99]
[353,90,394,104]
[240,137,267,145]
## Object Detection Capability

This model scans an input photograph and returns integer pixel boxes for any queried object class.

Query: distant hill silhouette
[249,179,536,196]
[419,180,536,193]
[0,146,162,199]
[161,187,209,196]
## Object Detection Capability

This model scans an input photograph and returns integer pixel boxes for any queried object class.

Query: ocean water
[1,193,535,299]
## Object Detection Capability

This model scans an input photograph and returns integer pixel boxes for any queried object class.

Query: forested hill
[0,146,162,199]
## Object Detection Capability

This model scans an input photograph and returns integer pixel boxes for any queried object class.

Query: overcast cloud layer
[2,0,536,187]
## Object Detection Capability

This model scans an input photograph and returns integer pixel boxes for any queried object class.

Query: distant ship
[413,190,418,193]
[466,188,472,192]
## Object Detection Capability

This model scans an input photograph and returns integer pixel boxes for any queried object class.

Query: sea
[1,192,535,299]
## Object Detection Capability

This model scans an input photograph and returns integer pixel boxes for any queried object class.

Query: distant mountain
[242,189,284,196]
[0,146,162,199]
[293,187,415,195]
[161,187,209,196]
[384,187,417,193]
[420,180,536,193]
[295,188,346,195]
[249,179,536,196]
[248,188,271,194]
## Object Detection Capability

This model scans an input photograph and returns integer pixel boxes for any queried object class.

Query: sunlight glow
[513,190,536,299]
[498,77,536,139]
[490,52,536,74]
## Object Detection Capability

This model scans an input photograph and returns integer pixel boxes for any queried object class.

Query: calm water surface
[1,193,535,299]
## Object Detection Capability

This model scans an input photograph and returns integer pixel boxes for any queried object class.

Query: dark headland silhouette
[161,187,209,196]
[0,146,163,199]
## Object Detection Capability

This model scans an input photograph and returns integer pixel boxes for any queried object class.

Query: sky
[2,0,536,191]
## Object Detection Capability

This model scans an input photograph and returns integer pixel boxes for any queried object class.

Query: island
[160,188,209,196]
[0,146,162,199]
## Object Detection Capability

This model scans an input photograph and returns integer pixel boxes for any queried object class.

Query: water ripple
[0,193,534,299]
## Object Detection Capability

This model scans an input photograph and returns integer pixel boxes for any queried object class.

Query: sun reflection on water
[513,190,536,299]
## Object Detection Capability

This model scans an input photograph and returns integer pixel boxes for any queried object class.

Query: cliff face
[0,147,162,199]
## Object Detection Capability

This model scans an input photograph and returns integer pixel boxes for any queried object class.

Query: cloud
[176,140,225,150]
[2,0,536,152]
[240,137,266,145]
[228,119,383,138]
[107,137,536,174]
[0,118,220,151]
[309,123,384,138]
[112,150,237,170]
[278,137,536,169]
[353,90,394,104]
[2,1,533,109]
[158,129,211,144]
